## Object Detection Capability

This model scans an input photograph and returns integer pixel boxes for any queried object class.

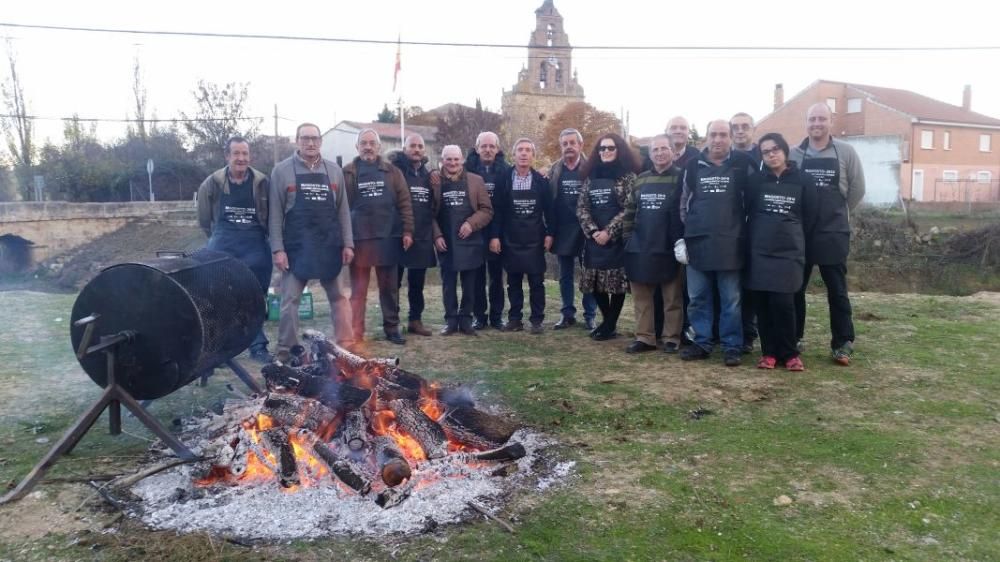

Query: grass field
[0,284,997,561]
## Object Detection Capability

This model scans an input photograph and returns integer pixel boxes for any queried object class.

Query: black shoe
[584,318,597,331]
[553,317,576,330]
[385,331,406,345]
[681,345,710,361]
[626,341,657,354]
[723,349,742,367]
[472,319,487,330]
[459,323,478,336]
[502,320,524,332]
[662,341,680,354]
[250,347,275,364]
[529,322,544,335]
[741,339,755,354]
[489,319,504,330]
[592,328,618,341]
[440,324,458,336]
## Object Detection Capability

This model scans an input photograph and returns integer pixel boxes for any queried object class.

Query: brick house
[321,121,439,167]
[757,80,1000,204]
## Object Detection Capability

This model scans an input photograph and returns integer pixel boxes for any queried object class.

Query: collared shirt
[513,169,532,191]
[296,151,324,171]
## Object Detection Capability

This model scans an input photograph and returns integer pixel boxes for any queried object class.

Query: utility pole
[273,104,280,166]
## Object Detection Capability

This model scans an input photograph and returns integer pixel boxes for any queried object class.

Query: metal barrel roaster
[70,249,266,400]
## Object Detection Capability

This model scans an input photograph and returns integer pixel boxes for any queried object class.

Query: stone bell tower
[501,0,585,149]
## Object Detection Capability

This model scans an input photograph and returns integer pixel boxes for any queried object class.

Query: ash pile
[127,330,571,540]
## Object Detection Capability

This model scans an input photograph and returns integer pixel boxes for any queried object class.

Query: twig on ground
[467,501,516,534]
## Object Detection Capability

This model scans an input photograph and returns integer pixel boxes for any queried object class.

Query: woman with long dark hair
[576,133,641,340]
[746,132,818,371]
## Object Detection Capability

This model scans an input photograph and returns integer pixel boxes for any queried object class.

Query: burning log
[389,399,449,459]
[383,368,427,393]
[373,436,412,487]
[261,394,337,433]
[340,409,368,452]
[468,442,526,462]
[311,442,371,496]
[261,364,372,410]
[259,428,299,488]
[440,407,519,450]
[302,329,398,373]
[374,378,420,410]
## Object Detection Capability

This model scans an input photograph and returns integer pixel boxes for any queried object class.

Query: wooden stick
[110,457,205,489]
[467,501,516,534]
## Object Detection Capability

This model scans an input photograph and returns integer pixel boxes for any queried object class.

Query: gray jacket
[268,152,353,252]
[196,166,269,238]
[790,137,866,213]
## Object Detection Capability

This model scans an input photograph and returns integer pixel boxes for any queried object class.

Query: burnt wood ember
[440,407,520,450]
[261,364,372,410]
[375,479,415,509]
[259,428,299,488]
[469,442,526,462]
[389,399,449,459]
[383,368,427,393]
[312,441,371,495]
[340,409,368,452]
[262,394,337,433]
[302,329,398,373]
[373,436,412,487]
[375,378,420,410]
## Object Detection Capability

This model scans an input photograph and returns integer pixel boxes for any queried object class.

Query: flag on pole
[392,36,401,92]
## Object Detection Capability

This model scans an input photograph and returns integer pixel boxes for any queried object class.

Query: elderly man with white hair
[343,128,414,345]
[435,145,494,335]
[464,131,510,330]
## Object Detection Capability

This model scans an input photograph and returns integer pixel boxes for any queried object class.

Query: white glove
[674,239,689,265]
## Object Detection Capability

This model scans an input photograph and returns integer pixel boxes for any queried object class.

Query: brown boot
[407,320,432,337]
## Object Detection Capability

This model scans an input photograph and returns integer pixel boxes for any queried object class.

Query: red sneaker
[756,355,777,369]
[785,356,805,371]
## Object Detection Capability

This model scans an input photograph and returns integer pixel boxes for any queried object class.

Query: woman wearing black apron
[746,133,818,371]
[576,133,641,341]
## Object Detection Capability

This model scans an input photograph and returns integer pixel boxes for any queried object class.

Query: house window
[980,134,992,152]
[977,171,992,183]
[943,131,951,150]
[826,97,837,113]
[942,170,959,181]
[920,130,934,149]
[847,98,862,113]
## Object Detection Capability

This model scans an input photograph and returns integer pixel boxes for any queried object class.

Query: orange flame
[370,409,426,461]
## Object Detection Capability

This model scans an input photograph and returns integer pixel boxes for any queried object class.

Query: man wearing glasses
[269,123,355,360]
[730,112,761,164]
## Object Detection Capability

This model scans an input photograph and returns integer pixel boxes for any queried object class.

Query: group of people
[197,101,865,372]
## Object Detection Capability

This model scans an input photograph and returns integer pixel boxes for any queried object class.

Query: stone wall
[501,90,583,158]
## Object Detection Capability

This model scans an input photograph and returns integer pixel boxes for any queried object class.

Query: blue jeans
[557,254,596,321]
[687,267,742,352]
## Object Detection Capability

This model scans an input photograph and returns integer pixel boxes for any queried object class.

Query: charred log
[259,428,299,488]
[340,409,368,452]
[440,407,519,450]
[375,479,415,509]
[383,368,427,393]
[312,442,371,495]
[302,329,398,373]
[373,436,412,487]
[469,442,526,462]
[375,378,420,410]
[389,399,449,459]
[261,364,371,410]
[261,394,337,433]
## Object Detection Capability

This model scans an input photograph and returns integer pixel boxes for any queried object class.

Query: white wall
[844,135,902,206]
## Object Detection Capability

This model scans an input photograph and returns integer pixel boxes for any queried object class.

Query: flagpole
[394,34,404,143]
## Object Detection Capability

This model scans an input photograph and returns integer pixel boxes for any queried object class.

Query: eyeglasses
[598,145,617,152]
[760,147,783,156]
[298,136,321,143]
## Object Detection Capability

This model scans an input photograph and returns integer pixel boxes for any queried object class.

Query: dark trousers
[742,285,758,342]
[397,266,427,322]
[795,262,855,349]
[441,264,476,329]
[350,264,401,337]
[507,271,545,324]
[557,255,597,321]
[754,290,798,361]
[473,257,505,324]
[592,291,626,333]
[248,261,273,351]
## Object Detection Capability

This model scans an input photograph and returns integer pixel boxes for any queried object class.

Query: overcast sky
[3,0,1000,149]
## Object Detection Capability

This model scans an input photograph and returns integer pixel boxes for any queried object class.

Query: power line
[0,113,267,123]
[2,22,999,52]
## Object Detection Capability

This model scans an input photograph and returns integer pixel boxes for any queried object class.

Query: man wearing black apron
[667,115,701,346]
[435,145,494,335]
[679,120,755,367]
[492,138,555,334]
[731,112,761,353]
[268,123,355,360]
[465,131,509,330]
[790,103,867,366]
[623,136,685,354]
[392,134,439,338]
[343,129,414,346]
[549,128,597,331]
[196,136,273,363]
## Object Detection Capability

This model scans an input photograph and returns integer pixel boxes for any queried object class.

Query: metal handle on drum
[74,313,100,360]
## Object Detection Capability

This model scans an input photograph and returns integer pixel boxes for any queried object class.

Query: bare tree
[1,40,34,199]
[129,55,148,142]
[181,80,259,166]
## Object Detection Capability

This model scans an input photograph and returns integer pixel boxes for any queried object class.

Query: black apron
[283,160,344,280]
[583,178,624,270]
[747,173,806,293]
[503,171,546,275]
[207,172,271,290]
[478,164,502,262]
[438,176,483,272]
[552,163,585,257]
[351,161,402,267]
[683,158,746,271]
[799,140,849,265]
[400,168,437,269]
[624,173,680,284]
